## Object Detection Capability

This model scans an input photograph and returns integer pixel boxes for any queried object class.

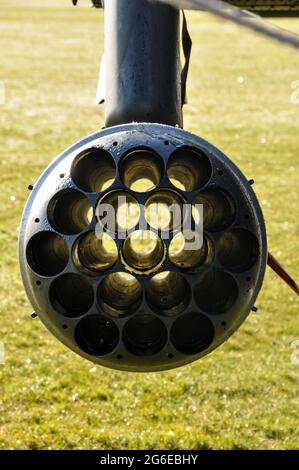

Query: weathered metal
[19,124,267,371]
[104,0,182,127]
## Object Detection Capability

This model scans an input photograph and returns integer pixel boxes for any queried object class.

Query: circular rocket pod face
[19,123,267,372]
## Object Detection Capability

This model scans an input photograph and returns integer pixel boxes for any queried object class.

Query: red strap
[268,252,299,295]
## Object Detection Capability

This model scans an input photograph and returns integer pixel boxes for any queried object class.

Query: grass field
[0,0,298,450]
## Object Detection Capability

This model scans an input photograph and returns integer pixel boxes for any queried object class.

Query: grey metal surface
[104,0,182,127]
[19,123,267,372]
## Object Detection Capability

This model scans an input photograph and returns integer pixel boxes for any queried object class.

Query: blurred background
[0,0,298,450]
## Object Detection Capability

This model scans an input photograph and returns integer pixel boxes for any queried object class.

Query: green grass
[0,0,298,450]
